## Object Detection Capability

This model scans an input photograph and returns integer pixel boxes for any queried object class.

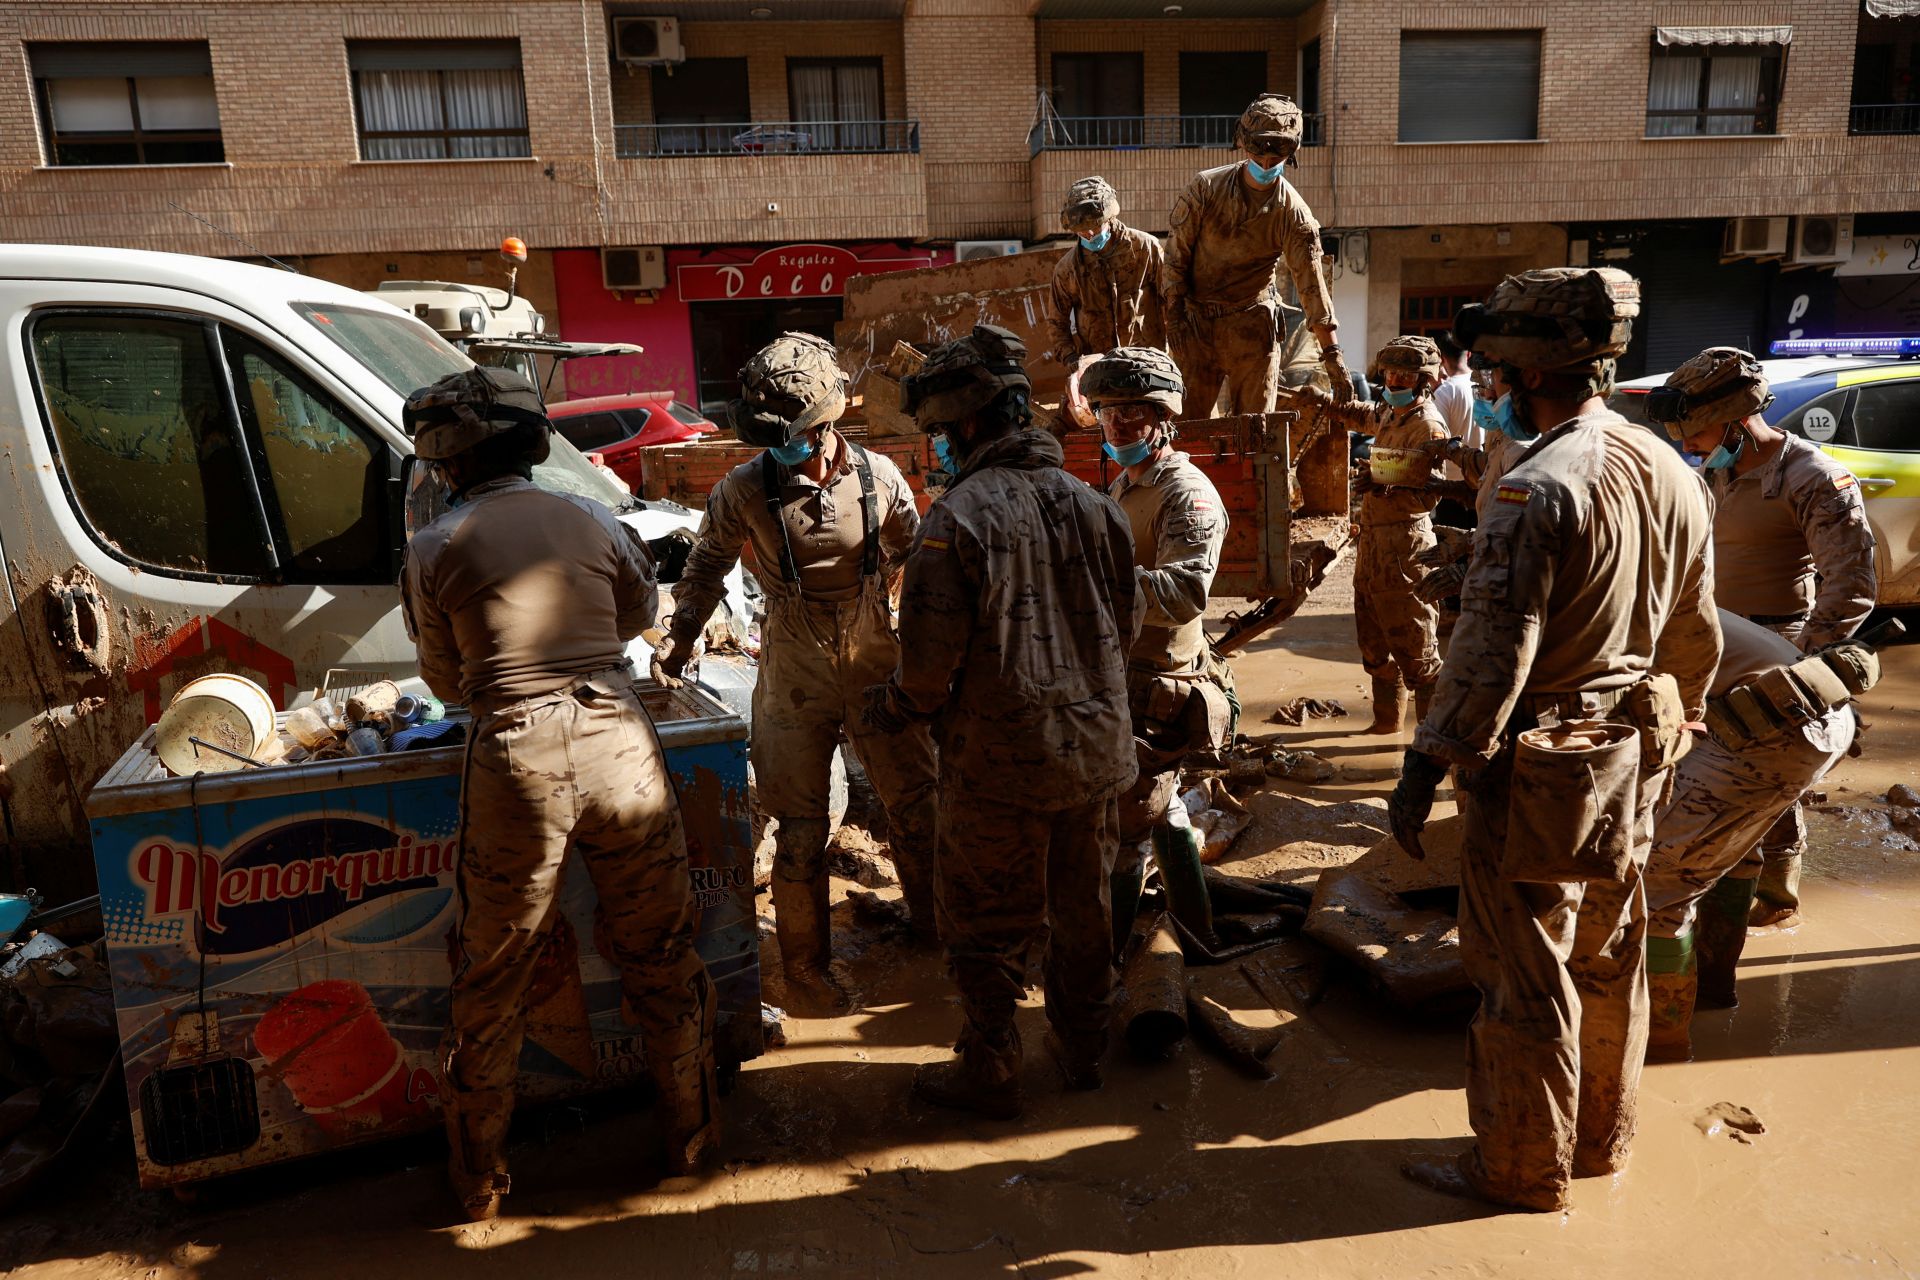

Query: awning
[1655,25,1793,46]
[1865,1,1920,17]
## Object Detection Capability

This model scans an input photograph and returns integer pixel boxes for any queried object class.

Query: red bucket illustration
[254,979,429,1139]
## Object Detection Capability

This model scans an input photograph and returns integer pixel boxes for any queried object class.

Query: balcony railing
[1645,106,1778,137]
[614,119,919,159]
[1029,113,1326,155]
[1850,102,1920,135]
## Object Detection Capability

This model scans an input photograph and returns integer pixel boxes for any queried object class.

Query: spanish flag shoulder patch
[1495,484,1531,506]
[920,536,951,552]
[1833,473,1858,491]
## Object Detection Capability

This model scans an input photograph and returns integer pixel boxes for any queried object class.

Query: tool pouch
[1624,672,1690,772]
[1502,719,1641,884]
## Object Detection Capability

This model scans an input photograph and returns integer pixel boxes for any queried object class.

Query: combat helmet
[403,367,551,462]
[728,331,849,448]
[1645,346,1774,439]
[1235,94,1304,158]
[900,324,1031,429]
[1370,335,1445,391]
[1450,268,1640,375]
[1061,176,1120,236]
[1081,346,1185,418]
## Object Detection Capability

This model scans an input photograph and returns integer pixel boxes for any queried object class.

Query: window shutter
[1398,32,1541,142]
[32,42,213,78]
[348,41,521,72]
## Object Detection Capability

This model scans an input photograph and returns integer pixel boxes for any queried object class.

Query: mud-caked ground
[8,554,1920,1278]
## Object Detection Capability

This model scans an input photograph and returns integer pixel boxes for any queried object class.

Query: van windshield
[293,303,470,398]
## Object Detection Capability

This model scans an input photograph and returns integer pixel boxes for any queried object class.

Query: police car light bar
[1768,337,1920,357]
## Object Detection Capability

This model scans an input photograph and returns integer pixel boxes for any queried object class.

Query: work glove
[1414,563,1466,605]
[1323,347,1356,405]
[861,683,909,735]
[646,529,696,584]
[1388,748,1449,861]
[1415,526,1475,568]
[650,639,692,690]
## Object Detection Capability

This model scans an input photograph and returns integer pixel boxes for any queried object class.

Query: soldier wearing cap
[864,325,1138,1117]
[1081,346,1231,950]
[1388,269,1722,1213]
[400,368,718,1221]
[1647,347,1877,931]
[1162,93,1353,416]
[655,333,937,1011]
[1046,177,1167,366]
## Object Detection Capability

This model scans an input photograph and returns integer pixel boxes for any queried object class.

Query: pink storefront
[551,241,948,414]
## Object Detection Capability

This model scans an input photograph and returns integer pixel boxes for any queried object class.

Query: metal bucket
[154,674,275,776]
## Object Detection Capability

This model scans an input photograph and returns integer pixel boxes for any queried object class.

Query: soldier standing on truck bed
[1647,347,1877,936]
[1162,94,1354,417]
[1045,176,1167,366]
[1389,269,1721,1214]
[399,368,718,1222]
[654,333,939,1013]
[864,324,1139,1118]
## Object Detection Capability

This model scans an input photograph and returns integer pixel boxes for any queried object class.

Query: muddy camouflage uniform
[1413,406,1721,1210]
[1358,400,1452,698]
[1047,222,1167,362]
[403,472,715,1209]
[873,427,1138,1092]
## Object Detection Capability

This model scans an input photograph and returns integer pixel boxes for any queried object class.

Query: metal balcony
[1028,113,1325,156]
[613,119,919,158]
[1849,102,1920,135]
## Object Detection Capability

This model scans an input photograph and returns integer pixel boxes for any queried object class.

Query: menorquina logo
[132,818,455,955]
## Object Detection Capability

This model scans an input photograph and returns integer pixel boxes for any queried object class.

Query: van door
[0,280,412,893]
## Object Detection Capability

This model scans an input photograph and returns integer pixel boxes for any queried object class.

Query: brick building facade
[3,0,1915,402]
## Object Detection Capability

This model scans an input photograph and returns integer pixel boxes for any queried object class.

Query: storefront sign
[676,244,929,301]
[1836,234,1920,278]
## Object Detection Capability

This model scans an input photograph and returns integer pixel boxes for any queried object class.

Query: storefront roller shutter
[1636,224,1771,374]
[1399,32,1541,142]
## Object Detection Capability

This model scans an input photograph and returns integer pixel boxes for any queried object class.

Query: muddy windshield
[293,303,470,398]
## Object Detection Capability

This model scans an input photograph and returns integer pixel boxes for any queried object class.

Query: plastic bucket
[155,674,275,776]
[1368,446,1432,488]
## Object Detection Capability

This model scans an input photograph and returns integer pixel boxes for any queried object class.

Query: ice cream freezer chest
[85,682,758,1190]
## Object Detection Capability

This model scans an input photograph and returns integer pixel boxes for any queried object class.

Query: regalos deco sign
[675,244,929,302]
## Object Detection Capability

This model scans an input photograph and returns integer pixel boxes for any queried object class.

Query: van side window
[1850,380,1920,453]
[1780,388,1853,448]
[30,313,272,578]
[223,331,389,583]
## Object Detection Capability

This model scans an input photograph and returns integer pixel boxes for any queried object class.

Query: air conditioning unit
[1790,214,1855,267]
[955,240,1024,262]
[602,245,667,291]
[611,17,684,66]
[1721,216,1789,259]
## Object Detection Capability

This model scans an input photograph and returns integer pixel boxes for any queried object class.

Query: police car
[1613,337,1920,606]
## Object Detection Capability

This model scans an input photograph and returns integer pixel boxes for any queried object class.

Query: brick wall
[904,0,1035,241]
[607,20,908,129]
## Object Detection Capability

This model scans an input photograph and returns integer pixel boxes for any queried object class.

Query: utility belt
[1130,653,1239,770]
[1704,648,1866,751]
[469,662,636,720]
[1194,292,1276,320]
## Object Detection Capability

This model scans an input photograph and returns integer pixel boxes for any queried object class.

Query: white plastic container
[154,674,275,776]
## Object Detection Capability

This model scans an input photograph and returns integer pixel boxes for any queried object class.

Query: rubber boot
[1696,876,1756,1009]
[1152,823,1216,951]
[1109,856,1146,959]
[772,872,852,1014]
[1751,848,1804,927]
[914,1024,1022,1120]
[1645,932,1697,1063]
[1365,677,1407,735]
[649,1010,721,1176]
[443,1084,513,1222]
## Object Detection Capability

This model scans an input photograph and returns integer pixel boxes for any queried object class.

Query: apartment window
[1647,37,1785,136]
[789,58,884,151]
[1179,52,1266,146]
[650,58,751,154]
[1299,38,1324,145]
[1398,31,1541,142]
[349,41,530,161]
[30,43,222,166]
[1051,53,1145,145]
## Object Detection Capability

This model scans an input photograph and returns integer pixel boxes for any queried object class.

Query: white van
[0,245,747,903]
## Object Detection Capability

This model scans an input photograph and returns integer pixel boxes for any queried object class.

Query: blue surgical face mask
[933,435,954,470]
[1383,387,1417,409]
[1703,428,1746,471]
[1473,393,1536,442]
[1079,227,1111,252]
[1102,438,1155,467]
[767,437,815,466]
[1245,156,1283,186]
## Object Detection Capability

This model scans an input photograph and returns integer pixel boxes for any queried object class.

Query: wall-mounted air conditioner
[1721,216,1789,259]
[612,17,684,66]
[955,240,1024,261]
[1789,215,1854,267]
[602,245,667,291]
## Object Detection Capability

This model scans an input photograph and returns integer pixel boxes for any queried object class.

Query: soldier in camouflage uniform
[655,333,938,1011]
[400,368,717,1221]
[1649,347,1877,932]
[1162,94,1354,417]
[1642,610,1870,1061]
[1046,177,1167,365]
[1390,270,1722,1213]
[1411,361,1542,611]
[864,325,1138,1116]
[1080,347,1231,950]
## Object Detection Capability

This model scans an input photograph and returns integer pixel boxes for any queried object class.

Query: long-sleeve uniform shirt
[1045,223,1167,363]
[1361,402,1451,525]
[1110,451,1226,675]
[1162,166,1335,324]
[1414,411,1723,768]
[401,476,657,707]
[1704,431,1876,651]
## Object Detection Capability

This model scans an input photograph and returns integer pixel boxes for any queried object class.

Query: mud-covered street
[8,554,1920,1278]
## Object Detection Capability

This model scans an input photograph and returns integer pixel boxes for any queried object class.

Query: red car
[546,392,718,490]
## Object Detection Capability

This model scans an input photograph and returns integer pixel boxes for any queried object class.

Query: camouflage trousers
[1174,302,1279,417]
[1752,617,1813,907]
[1455,746,1661,1208]
[1355,517,1441,689]
[450,679,714,1112]
[936,786,1120,1086]
[753,592,938,895]
[1646,710,1853,939]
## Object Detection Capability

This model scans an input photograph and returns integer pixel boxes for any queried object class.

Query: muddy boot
[1365,678,1407,735]
[1401,1149,1566,1214]
[649,1025,721,1176]
[1751,848,1804,927]
[1696,877,1756,1010]
[914,1025,1022,1119]
[443,1085,513,1222]
[772,872,852,1014]
[1152,823,1216,951]
[1645,932,1697,1063]
[1044,1028,1105,1092]
[1109,857,1146,959]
